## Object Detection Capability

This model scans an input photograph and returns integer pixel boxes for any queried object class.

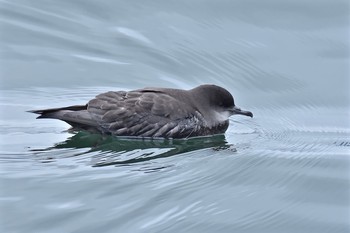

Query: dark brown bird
[29,84,253,139]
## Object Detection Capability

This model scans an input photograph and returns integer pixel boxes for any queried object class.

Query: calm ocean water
[0,0,349,232]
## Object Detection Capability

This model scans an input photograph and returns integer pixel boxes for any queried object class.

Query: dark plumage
[29,84,253,139]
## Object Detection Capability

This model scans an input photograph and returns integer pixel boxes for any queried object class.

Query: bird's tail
[28,105,88,119]
[28,105,99,131]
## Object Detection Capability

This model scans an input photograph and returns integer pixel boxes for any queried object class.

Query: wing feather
[87,89,200,137]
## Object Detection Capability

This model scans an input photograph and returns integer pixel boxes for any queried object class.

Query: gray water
[1,0,349,232]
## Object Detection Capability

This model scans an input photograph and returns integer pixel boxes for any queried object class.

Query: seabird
[29,84,253,139]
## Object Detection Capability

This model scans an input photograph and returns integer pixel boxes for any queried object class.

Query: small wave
[72,54,129,65]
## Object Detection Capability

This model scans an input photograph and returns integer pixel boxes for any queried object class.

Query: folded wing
[87,90,201,138]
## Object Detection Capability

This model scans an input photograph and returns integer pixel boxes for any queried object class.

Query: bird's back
[87,89,206,138]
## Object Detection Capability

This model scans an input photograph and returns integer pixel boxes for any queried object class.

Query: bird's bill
[230,106,253,118]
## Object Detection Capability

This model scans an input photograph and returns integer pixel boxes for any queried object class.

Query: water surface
[0,0,349,232]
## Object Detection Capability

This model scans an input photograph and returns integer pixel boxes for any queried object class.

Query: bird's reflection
[32,132,232,167]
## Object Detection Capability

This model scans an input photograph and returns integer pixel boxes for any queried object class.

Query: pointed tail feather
[28,104,99,131]
[28,105,88,119]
